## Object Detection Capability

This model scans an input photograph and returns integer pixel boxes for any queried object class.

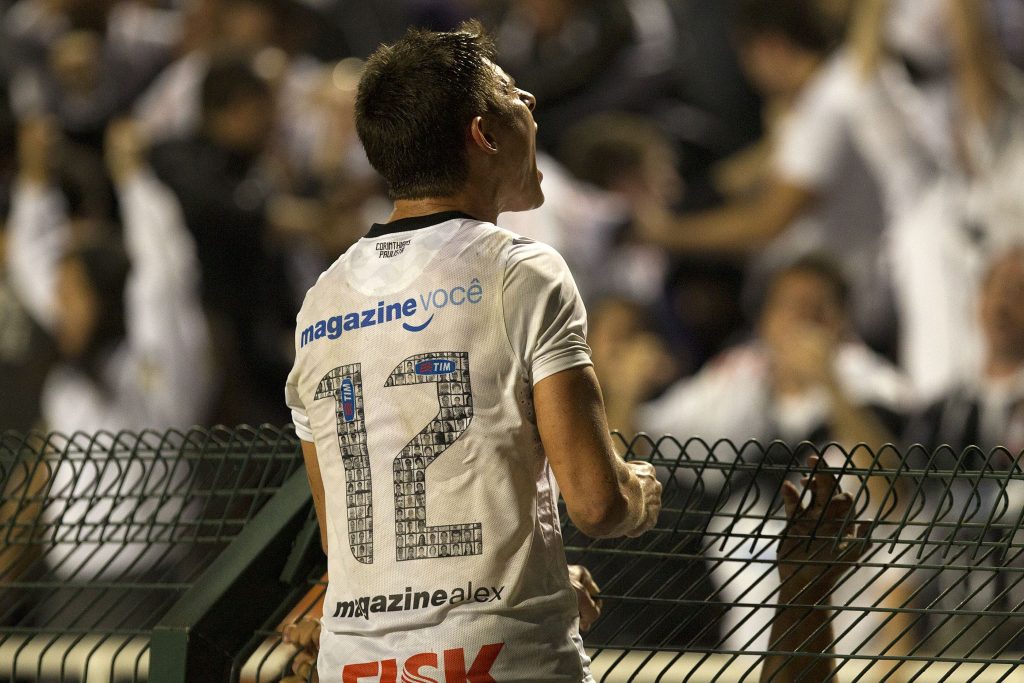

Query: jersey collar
[366,211,479,239]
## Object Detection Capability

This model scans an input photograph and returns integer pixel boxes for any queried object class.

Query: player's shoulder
[454,219,572,278]
[294,248,353,321]
[499,228,571,275]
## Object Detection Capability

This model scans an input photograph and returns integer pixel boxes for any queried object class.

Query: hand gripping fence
[4,429,1024,682]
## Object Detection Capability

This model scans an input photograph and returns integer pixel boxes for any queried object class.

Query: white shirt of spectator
[778,48,1024,400]
[285,215,596,682]
[639,339,913,451]
[6,171,213,582]
[762,54,890,345]
[7,173,212,433]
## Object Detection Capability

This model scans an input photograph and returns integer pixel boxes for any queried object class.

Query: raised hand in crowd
[760,455,867,683]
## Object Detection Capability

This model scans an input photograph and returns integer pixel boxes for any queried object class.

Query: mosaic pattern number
[387,352,481,561]
[314,364,374,564]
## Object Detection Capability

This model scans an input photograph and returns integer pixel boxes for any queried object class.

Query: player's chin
[506,185,545,212]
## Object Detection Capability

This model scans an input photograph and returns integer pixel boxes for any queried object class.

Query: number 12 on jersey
[314,352,482,564]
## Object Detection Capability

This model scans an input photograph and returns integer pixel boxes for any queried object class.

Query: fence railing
[3,429,1024,681]
[0,426,305,683]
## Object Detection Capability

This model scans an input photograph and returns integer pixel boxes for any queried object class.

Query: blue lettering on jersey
[340,378,356,422]
[415,359,456,375]
[298,278,485,349]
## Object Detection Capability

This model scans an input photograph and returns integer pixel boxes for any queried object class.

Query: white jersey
[285,212,595,682]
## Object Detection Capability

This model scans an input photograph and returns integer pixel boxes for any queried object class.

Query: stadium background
[3,0,1024,680]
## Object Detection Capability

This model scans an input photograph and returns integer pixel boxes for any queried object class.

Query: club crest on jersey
[299,279,485,348]
[340,378,356,422]
[415,359,456,376]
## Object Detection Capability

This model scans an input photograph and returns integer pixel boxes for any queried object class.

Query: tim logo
[342,643,503,683]
[341,378,356,422]
[415,359,456,376]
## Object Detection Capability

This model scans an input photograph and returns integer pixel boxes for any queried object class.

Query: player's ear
[469,116,498,155]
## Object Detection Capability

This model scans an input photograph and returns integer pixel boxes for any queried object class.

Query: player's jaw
[503,105,545,213]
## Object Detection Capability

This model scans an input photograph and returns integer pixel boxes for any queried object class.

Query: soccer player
[284,22,661,682]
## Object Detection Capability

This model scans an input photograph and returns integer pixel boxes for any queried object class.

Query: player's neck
[388,194,497,225]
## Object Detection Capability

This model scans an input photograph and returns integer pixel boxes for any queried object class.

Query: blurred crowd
[1,0,1024,457]
[4,0,1024,669]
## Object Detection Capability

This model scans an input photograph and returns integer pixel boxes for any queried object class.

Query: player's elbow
[568,491,629,539]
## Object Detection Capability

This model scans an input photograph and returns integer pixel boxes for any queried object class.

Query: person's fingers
[283,618,320,649]
[578,567,601,597]
[578,593,601,632]
[808,458,840,512]
[825,491,853,522]
[781,480,801,519]
[848,521,871,560]
[292,649,316,679]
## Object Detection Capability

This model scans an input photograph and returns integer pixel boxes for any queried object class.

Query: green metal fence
[4,429,1024,681]
[0,427,306,683]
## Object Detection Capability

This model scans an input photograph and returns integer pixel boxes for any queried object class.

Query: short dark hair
[355,21,507,200]
[733,0,838,55]
[768,253,851,311]
[200,58,272,119]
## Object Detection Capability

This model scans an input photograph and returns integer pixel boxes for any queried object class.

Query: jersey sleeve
[285,363,314,442]
[502,238,592,385]
[6,181,68,332]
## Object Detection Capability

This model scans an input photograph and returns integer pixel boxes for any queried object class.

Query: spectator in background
[635,0,894,355]
[636,255,909,449]
[4,0,176,150]
[150,58,295,424]
[908,247,1024,454]
[0,83,53,432]
[841,0,1024,400]
[135,0,331,186]
[587,297,677,435]
[489,0,681,150]
[903,246,1024,655]
[500,113,678,310]
[6,117,211,432]
[631,255,915,670]
[559,112,745,370]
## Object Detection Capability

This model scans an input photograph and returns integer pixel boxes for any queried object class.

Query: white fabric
[6,173,213,433]
[798,51,1024,400]
[639,340,912,447]
[760,54,890,343]
[133,51,207,143]
[7,172,212,581]
[286,216,594,682]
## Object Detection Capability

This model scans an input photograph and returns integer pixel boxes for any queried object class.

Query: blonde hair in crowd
[847,0,1008,126]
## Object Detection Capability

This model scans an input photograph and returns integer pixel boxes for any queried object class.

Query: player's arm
[535,366,661,539]
[300,440,329,554]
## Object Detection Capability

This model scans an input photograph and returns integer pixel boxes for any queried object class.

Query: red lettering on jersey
[443,643,504,683]
[403,652,439,682]
[343,643,503,683]
[343,661,379,683]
